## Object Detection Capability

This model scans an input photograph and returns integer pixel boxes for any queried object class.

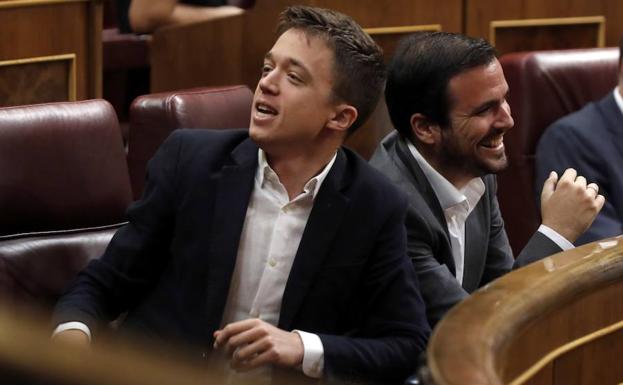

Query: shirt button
[250,310,259,318]
[268,258,277,267]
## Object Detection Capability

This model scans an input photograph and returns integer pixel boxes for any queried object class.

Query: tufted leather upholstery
[0,224,120,314]
[127,85,254,199]
[0,100,132,236]
[498,48,619,254]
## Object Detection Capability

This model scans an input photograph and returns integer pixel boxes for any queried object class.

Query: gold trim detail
[490,15,606,47]
[0,53,77,101]
[364,24,442,35]
[509,318,623,385]
[0,0,89,9]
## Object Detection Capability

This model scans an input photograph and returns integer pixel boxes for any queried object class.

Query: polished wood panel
[0,54,75,106]
[466,0,623,48]
[150,13,245,92]
[428,237,623,385]
[0,0,102,104]
[491,16,605,55]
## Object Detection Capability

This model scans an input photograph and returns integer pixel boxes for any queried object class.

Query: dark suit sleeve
[53,131,183,333]
[536,120,623,244]
[405,205,468,328]
[319,194,430,385]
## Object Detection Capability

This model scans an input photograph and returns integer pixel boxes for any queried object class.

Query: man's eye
[287,73,302,83]
[475,105,493,116]
[261,65,273,76]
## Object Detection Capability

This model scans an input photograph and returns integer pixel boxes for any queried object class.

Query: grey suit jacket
[370,132,561,327]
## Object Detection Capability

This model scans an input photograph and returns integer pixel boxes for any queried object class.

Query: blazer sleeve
[319,194,430,385]
[405,205,469,328]
[53,131,184,334]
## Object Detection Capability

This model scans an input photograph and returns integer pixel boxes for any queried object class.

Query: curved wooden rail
[427,236,623,385]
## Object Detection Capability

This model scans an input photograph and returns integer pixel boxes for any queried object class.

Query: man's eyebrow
[287,58,312,78]
[470,99,498,115]
[470,91,509,114]
[263,52,312,78]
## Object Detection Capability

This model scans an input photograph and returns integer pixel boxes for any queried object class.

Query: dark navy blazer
[536,92,623,245]
[54,129,430,384]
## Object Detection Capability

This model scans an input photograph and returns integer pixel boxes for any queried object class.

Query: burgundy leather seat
[0,225,119,314]
[0,100,132,236]
[498,48,619,254]
[127,85,253,199]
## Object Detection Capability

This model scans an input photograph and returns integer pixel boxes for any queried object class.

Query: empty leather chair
[498,48,619,254]
[127,85,253,199]
[0,225,119,314]
[0,100,133,236]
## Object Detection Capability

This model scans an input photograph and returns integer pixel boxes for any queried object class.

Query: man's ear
[410,113,441,145]
[327,104,358,133]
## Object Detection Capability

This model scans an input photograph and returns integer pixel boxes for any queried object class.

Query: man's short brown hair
[277,6,386,133]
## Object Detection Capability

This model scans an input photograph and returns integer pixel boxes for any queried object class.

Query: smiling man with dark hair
[53,6,429,385]
[372,31,604,327]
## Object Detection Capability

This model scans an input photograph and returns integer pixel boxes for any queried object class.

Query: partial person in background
[53,6,429,385]
[371,32,604,327]
[535,37,623,245]
[117,0,244,34]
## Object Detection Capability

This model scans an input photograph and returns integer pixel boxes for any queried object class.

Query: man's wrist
[292,330,324,378]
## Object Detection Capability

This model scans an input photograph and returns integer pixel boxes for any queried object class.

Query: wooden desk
[428,236,623,385]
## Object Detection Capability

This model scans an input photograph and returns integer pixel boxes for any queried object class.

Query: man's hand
[540,168,605,243]
[51,329,90,346]
[213,319,303,372]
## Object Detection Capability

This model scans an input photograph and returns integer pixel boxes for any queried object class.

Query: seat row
[0,85,253,315]
[0,46,619,323]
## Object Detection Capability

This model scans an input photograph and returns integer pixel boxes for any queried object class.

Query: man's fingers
[230,337,272,370]
[214,319,260,348]
[541,171,558,202]
[586,183,599,198]
[231,346,275,372]
[224,326,265,355]
[574,175,587,189]
[559,168,577,182]
[596,194,606,211]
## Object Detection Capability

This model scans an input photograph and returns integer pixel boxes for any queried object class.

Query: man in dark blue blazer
[53,6,429,385]
[536,39,623,245]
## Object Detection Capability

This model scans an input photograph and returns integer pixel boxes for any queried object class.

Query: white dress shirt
[405,138,573,284]
[56,149,336,383]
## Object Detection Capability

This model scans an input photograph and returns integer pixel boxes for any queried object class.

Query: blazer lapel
[394,137,450,237]
[205,138,258,331]
[278,150,350,330]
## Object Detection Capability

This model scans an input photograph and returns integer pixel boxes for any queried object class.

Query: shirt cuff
[52,322,92,341]
[292,330,324,378]
[538,224,575,251]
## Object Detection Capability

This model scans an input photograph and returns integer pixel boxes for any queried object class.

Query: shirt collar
[613,87,623,117]
[404,136,485,211]
[256,149,337,199]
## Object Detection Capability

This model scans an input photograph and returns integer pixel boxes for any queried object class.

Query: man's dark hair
[385,32,496,139]
[277,6,386,133]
